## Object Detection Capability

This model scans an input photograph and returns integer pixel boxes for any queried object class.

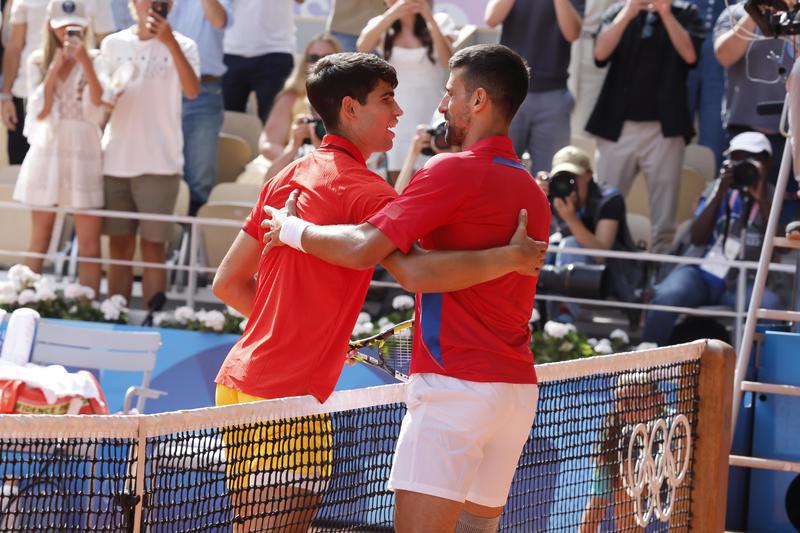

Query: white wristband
[279,216,311,252]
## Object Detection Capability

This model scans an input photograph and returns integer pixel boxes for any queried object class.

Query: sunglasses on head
[307,53,326,63]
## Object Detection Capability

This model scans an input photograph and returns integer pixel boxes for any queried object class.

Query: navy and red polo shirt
[369,136,551,385]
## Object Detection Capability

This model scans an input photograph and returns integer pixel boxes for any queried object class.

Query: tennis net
[0,340,733,531]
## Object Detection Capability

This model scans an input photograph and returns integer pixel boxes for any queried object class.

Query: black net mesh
[0,358,701,532]
[0,437,138,531]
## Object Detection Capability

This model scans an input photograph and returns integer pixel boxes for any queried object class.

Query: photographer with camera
[641,131,782,345]
[263,112,326,182]
[537,145,638,319]
[394,119,454,194]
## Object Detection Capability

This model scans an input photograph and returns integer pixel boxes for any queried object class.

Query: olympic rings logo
[621,414,692,527]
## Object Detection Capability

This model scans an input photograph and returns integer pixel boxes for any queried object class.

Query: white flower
[69,305,78,313]
[65,283,96,301]
[17,289,38,306]
[352,321,374,337]
[356,312,371,325]
[202,310,225,332]
[558,341,574,352]
[635,342,658,351]
[109,294,128,309]
[239,318,248,332]
[544,320,572,339]
[81,286,96,300]
[609,329,630,345]
[530,308,541,323]
[377,316,391,328]
[587,337,598,347]
[594,338,613,355]
[100,299,121,321]
[64,283,85,299]
[7,264,39,291]
[33,278,56,302]
[392,295,415,311]
[174,306,195,324]
[91,301,100,310]
[152,312,167,327]
[0,282,17,305]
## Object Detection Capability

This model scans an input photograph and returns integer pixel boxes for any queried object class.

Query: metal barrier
[0,199,794,348]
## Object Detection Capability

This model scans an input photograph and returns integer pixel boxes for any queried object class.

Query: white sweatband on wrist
[279,216,312,252]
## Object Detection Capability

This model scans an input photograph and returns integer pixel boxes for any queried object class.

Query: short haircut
[306,52,398,131]
[448,44,530,121]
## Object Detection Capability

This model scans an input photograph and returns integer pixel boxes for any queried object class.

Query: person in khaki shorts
[97,0,200,305]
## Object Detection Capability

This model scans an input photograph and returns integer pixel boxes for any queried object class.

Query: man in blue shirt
[642,131,782,345]
[169,0,233,215]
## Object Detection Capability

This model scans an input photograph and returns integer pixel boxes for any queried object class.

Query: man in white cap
[642,131,782,345]
[537,145,639,320]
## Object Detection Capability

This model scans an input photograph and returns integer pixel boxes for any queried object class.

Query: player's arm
[212,231,260,318]
[381,210,547,292]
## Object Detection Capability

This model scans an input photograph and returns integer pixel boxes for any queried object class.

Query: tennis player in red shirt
[213,52,546,532]
[263,45,550,533]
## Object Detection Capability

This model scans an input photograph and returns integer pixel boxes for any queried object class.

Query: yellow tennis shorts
[215,384,333,491]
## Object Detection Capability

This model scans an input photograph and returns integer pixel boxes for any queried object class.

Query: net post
[691,339,735,532]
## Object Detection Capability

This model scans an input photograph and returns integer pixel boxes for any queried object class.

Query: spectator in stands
[485,0,584,173]
[568,0,615,138]
[586,0,703,253]
[686,0,725,170]
[222,0,301,122]
[358,0,456,185]
[325,0,385,52]
[714,3,792,186]
[642,132,782,346]
[13,0,104,294]
[537,146,639,319]
[259,34,341,179]
[97,0,199,306]
[169,0,232,216]
[1,0,113,164]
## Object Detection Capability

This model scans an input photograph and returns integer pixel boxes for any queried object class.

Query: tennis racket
[348,320,413,381]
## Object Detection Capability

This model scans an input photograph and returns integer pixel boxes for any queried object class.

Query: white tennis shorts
[387,373,539,508]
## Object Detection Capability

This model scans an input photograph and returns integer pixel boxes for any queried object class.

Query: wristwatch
[0,93,12,102]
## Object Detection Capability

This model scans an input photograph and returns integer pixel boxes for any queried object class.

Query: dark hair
[448,44,530,121]
[306,52,398,131]
[384,14,434,64]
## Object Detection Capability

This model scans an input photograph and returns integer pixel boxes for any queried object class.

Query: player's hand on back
[509,209,548,276]
[261,189,301,251]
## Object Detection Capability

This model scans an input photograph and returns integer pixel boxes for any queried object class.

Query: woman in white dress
[358,0,455,184]
[13,0,105,294]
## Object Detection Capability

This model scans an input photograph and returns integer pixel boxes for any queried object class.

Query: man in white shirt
[97,0,199,306]
[222,0,302,122]
[1,0,114,163]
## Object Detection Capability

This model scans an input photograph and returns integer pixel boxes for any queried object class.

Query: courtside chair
[625,166,707,225]
[0,184,33,267]
[208,182,261,205]
[196,202,252,269]
[0,164,21,185]
[216,133,253,184]
[31,320,163,413]
[683,144,716,182]
[626,213,652,252]
[222,111,262,156]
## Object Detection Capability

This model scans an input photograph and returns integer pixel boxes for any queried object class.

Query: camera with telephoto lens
[301,117,326,144]
[730,158,761,190]
[152,0,169,17]
[421,122,450,156]
[547,171,577,202]
[537,263,608,299]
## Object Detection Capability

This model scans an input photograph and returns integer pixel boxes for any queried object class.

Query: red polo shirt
[369,136,551,384]
[215,135,397,402]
